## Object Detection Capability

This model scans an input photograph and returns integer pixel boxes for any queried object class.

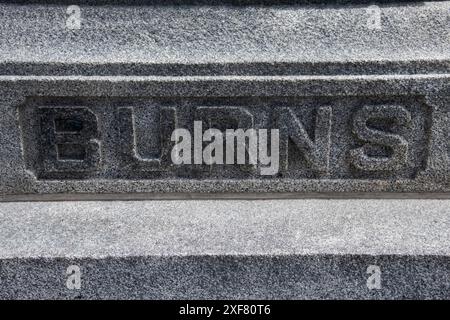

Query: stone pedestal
[0,1,449,299]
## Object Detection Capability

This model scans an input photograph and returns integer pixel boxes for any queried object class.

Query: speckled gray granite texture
[0,1,449,199]
[0,199,449,299]
[0,0,449,300]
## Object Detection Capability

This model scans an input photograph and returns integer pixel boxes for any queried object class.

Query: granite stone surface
[1,255,449,299]
[0,0,449,300]
[0,199,449,299]
[0,1,449,199]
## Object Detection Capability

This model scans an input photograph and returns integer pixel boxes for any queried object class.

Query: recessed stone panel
[18,96,431,181]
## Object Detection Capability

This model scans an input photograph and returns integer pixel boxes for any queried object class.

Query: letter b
[39,107,101,176]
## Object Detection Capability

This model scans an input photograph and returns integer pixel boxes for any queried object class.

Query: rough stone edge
[1,199,449,259]
[1,254,449,299]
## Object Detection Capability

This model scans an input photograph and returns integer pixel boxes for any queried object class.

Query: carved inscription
[38,107,101,177]
[118,107,177,172]
[277,106,332,174]
[19,96,430,180]
[350,105,412,171]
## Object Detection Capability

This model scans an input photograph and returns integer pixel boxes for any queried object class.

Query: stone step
[0,199,449,299]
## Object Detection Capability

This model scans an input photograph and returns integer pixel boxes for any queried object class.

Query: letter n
[277,106,332,173]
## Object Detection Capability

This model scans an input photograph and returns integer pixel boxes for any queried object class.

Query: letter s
[350,105,411,171]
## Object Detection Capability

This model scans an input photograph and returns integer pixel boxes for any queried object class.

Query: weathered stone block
[0,0,449,300]
[0,1,449,200]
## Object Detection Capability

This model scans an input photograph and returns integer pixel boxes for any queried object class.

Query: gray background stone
[1,199,449,258]
[0,199,449,299]
[0,1,449,199]
[0,0,449,300]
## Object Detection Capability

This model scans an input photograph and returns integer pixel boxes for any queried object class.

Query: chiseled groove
[0,60,449,76]
[2,192,450,202]
[0,73,449,81]
[0,0,429,5]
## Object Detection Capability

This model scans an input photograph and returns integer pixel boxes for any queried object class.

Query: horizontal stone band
[1,74,449,199]
[0,199,449,299]
[0,2,449,199]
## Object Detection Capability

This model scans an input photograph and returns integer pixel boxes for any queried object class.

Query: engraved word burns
[19,97,429,181]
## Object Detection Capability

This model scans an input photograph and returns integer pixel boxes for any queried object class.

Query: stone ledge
[0,199,449,299]
[1,199,449,258]
[1,255,449,299]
